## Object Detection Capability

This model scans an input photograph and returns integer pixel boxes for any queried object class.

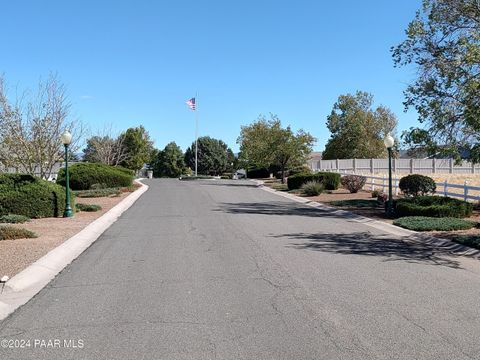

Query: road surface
[1,179,480,359]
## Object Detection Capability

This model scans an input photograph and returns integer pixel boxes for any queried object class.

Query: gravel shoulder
[0,193,132,278]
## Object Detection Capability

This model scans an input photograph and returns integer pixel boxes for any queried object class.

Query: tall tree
[184,136,232,175]
[0,73,85,179]
[83,125,128,166]
[392,0,480,161]
[151,142,185,178]
[238,114,315,183]
[119,126,154,171]
[322,91,397,160]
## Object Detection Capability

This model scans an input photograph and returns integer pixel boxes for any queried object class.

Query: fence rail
[342,173,480,202]
[308,158,480,174]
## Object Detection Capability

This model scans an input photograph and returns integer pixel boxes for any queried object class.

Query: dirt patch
[0,191,134,278]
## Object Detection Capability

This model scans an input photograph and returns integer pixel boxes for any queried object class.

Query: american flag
[186,97,196,111]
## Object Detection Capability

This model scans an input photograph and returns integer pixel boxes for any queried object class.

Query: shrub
[0,226,37,240]
[287,172,340,190]
[394,196,473,218]
[57,163,133,190]
[75,203,102,212]
[450,235,480,250]
[288,166,313,177]
[246,168,270,179]
[371,190,381,198]
[0,214,30,224]
[399,174,436,197]
[0,174,74,218]
[74,188,122,198]
[301,181,324,196]
[393,216,476,231]
[341,175,366,193]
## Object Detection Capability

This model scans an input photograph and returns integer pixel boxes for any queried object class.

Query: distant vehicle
[233,169,246,179]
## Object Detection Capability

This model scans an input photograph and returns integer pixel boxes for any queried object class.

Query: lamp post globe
[384,133,395,217]
[61,130,73,217]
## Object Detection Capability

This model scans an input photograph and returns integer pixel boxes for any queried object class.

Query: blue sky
[2,0,420,153]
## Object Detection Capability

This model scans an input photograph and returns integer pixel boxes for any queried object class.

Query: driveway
[0,179,479,359]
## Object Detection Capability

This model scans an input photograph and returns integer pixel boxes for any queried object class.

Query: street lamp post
[61,130,73,218]
[384,133,395,217]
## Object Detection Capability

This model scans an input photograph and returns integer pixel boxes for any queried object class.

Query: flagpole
[195,92,198,176]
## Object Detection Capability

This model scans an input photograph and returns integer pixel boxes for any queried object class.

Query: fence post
[432,158,436,174]
[370,158,374,174]
[383,174,386,193]
[394,174,399,195]
[372,178,375,191]
[472,162,476,174]
[336,159,339,172]
[353,158,356,173]
[449,158,453,174]
[393,158,397,173]
[464,181,469,201]
[410,158,414,174]
[444,180,448,197]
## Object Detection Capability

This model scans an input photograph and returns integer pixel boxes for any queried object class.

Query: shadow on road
[277,232,461,269]
[216,201,347,218]
[196,181,259,188]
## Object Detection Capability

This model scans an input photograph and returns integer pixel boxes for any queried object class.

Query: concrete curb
[0,179,149,321]
[252,180,480,258]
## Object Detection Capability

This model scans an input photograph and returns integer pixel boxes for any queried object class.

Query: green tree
[184,136,233,175]
[392,0,480,161]
[237,114,315,183]
[322,91,397,160]
[120,126,154,171]
[151,142,185,178]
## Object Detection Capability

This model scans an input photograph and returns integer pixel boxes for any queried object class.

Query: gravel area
[0,192,132,278]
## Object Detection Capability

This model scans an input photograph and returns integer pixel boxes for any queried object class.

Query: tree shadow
[216,201,351,218]
[277,232,461,268]
[197,181,259,188]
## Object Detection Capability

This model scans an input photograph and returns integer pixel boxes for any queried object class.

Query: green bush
[287,172,340,190]
[393,216,476,231]
[450,235,480,250]
[75,203,102,212]
[341,175,366,193]
[394,196,473,218]
[399,174,436,197]
[0,214,30,224]
[57,163,133,190]
[0,174,74,218]
[74,188,122,198]
[301,181,324,196]
[246,168,270,179]
[0,226,37,240]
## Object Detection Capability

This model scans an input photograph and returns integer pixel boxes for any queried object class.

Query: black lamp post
[384,133,395,217]
[61,130,73,218]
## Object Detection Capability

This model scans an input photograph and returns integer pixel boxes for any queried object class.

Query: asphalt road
[1,179,480,360]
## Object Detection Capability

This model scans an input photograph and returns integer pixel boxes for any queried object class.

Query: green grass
[393,216,476,231]
[75,203,102,212]
[450,235,480,250]
[0,226,37,240]
[0,214,30,224]
[330,199,379,208]
[271,183,288,192]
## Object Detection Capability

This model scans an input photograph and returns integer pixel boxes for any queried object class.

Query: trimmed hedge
[393,216,476,231]
[393,196,473,218]
[57,163,134,190]
[0,174,73,218]
[74,188,122,198]
[399,174,436,197]
[287,172,341,191]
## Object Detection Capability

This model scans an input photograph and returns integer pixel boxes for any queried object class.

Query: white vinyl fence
[346,173,480,202]
[310,158,480,174]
